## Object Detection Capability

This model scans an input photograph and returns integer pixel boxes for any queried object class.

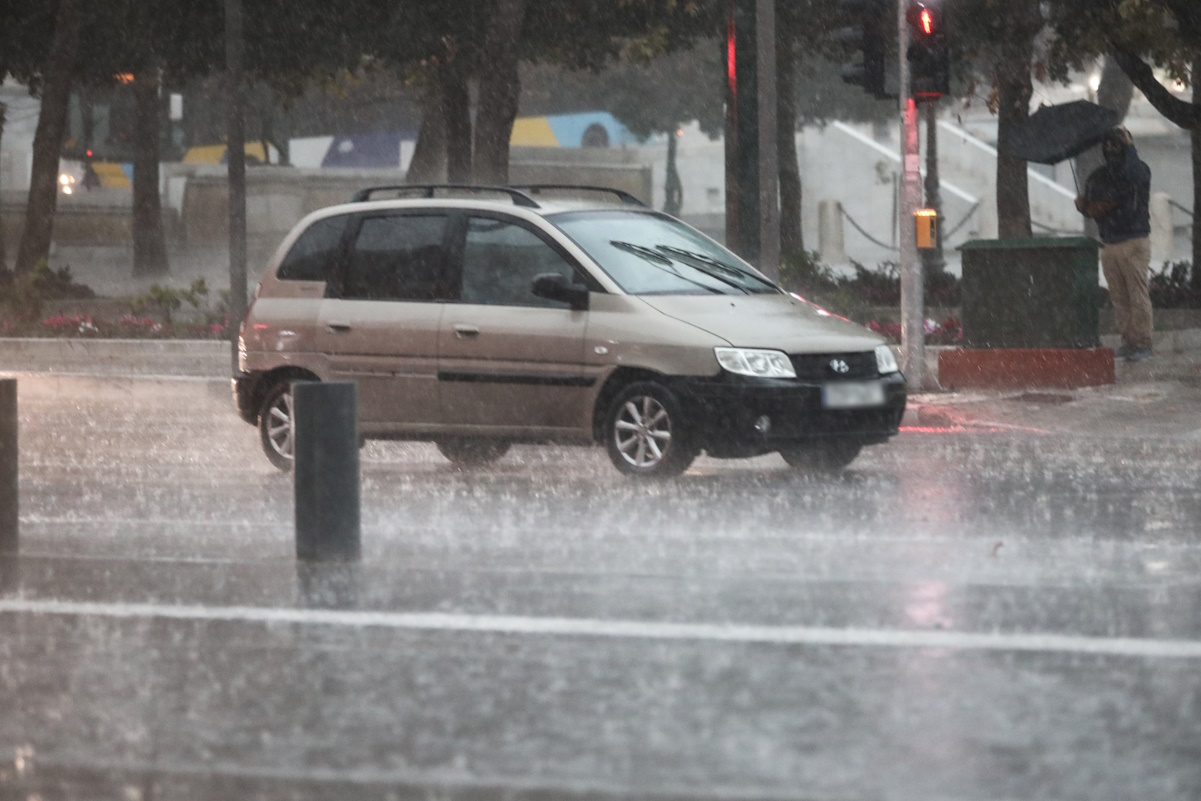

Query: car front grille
[789,351,878,381]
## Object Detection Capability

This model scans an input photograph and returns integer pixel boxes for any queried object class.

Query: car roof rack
[510,184,646,207]
[350,184,540,208]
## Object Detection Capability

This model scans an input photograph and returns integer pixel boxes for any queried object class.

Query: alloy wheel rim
[266,391,294,460]
[614,395,672,468]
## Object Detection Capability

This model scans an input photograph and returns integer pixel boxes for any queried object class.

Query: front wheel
[258,381,296,471]
[779,440,862,473]
[604,382,696,478]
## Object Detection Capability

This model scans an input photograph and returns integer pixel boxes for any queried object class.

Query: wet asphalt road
[2,375,1201,800]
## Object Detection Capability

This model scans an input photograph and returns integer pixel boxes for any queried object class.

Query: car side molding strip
[438,371,595,388]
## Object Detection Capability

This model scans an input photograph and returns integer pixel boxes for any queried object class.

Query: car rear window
[277,215,347,281]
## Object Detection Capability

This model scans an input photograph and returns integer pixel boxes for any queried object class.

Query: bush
[1148,261,1200,309]
[776,252,961,322]
[129,279,211,327]
[0,260,95,323]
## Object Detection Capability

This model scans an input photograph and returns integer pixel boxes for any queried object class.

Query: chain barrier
[840,207,899,253]
[942,202,980,240]
[841,202,978,253]
[1168,198,1193,218]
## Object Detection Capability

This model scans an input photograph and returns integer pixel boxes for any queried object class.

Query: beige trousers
[1101,236,1153,350]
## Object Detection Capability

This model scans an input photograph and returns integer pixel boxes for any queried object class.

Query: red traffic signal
[906,0,949,98]
[907,0,938,36]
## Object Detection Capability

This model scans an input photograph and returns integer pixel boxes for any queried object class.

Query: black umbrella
[1006,100,1122,165]
[1005,100,1123,192]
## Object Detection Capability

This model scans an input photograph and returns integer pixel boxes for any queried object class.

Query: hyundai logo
[830,359,850,374]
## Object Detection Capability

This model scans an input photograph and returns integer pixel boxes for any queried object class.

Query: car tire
[779,440,862,473]
[258,381,297,472]
[436,438,511,467]
[604,382,696,478]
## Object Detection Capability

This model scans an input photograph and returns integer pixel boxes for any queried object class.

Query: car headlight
[715,348,796,378]
[875,344,900,374]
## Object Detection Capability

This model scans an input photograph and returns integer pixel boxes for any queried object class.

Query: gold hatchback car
[234,184,906,477]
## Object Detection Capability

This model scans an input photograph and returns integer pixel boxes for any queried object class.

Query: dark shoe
[1114,344,1133,359]
[1126,347,1153,363]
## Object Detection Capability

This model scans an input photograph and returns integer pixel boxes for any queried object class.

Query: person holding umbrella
[1075,126,1154,362]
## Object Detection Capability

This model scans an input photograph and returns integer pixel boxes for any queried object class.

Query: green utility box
[958,237,1101,348]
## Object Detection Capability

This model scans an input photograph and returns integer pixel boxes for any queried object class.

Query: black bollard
[0,379,16,555]
[293,381,360,561]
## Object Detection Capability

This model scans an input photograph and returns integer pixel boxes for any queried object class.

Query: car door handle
[453,324,480,339]
[327,321,351,333]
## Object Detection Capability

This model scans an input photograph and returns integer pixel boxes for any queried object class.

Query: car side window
[459,217,580,308]
[343,214,448,301]
[277,215,346,281]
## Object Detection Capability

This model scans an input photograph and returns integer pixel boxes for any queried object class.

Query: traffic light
[838,0,891,99]
[907,0,950,98]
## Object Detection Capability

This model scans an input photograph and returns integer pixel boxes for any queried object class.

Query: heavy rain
[3,1,1201,799]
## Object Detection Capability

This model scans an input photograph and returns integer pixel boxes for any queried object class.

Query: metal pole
[898,0,926,390]
[733,0,760,266]
[225,0,247,377]
[756,0,779,280]
[0,379,17,554]
[922,99,946,272]
[294,382,360,562]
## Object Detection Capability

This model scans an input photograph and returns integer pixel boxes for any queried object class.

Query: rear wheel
[258,381,297,471]
[436,438,511,467]
[779,440,862,473]
[604,382,696,478]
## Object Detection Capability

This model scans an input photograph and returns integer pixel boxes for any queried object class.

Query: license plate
[822,381,887,409]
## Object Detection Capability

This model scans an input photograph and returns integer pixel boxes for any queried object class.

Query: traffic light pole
[898,0,926,391]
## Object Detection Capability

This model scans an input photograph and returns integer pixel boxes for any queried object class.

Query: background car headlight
[875,344,900,374]
[715,348,796,378]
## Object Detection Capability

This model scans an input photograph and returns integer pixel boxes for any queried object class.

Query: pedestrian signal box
[915,208,938,249]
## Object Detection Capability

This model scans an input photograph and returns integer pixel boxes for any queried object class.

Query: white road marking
[3,598,1201,658]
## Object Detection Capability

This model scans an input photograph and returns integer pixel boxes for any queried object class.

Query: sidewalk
[906,330,1201,437]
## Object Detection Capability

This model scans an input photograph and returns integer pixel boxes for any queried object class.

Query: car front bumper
[670,371,907,454]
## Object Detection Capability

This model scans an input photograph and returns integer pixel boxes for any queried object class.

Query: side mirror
[531,272,589,310]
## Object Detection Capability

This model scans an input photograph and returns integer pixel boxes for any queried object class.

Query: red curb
[938,348,1115,390]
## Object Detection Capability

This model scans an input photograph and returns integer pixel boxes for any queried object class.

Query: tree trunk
[473,0,527,184]
[444,66,472,183]
[664,133,683,215]
[407,81,448,183]
[992,0,1039,239]
[15,0,81,276]
[132,67,169,277]
[0,99,7,271]
[776,11,802,258]
[1193,109,1200,285]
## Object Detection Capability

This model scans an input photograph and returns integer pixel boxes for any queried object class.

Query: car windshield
[550,210,779,295]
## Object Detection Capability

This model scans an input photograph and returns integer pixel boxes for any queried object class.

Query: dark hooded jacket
[1082,141,1151,245]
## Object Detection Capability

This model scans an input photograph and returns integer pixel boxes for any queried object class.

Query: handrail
[936,120,1077,201]
[832,121,977,204]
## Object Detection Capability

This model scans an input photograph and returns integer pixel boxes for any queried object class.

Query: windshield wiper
[610,240,674,266]
[609,240,725,294]
[653,245,778,292]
